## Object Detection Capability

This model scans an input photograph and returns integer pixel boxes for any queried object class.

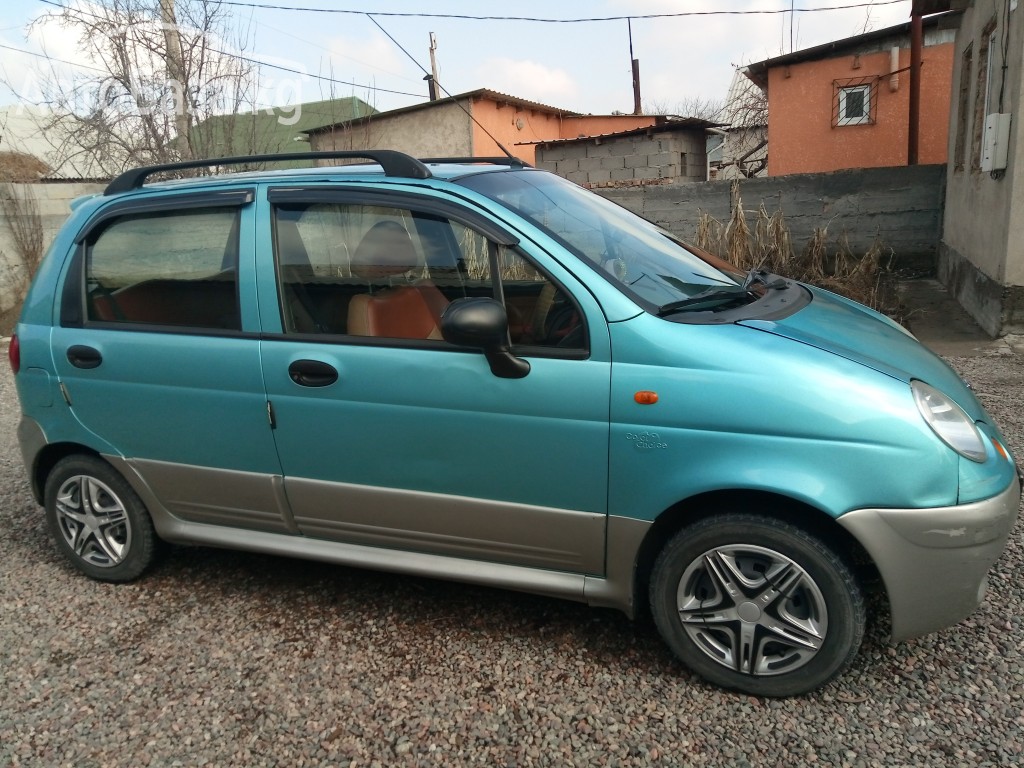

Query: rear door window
[85,207,241,330]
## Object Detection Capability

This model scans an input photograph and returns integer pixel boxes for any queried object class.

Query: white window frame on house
[982,28,998,120]
[837,85,872,126]
[832,77,878,128]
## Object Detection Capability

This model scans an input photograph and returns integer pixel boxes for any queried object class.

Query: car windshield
[456,170,739,309]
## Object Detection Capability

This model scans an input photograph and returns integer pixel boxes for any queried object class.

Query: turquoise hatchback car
[11,151,1021,696]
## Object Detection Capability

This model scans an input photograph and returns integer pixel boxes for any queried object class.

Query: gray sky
[0,1,915,116]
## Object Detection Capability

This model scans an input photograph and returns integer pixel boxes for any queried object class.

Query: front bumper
[838,473,1021,641]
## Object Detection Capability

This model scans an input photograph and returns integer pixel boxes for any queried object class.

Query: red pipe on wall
[908,13,923,165]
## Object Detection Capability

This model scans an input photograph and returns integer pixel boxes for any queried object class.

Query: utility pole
[159,0,192,158]
[628,19,642,115]
[908,12,922,165]
[427,32,440,101]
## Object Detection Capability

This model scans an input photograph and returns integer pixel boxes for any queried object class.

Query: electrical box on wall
[981,113,1012,173]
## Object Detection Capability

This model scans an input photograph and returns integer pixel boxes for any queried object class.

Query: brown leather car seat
[347,220,449,339]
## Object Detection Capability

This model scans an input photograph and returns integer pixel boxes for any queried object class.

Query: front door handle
[288,359,338,388]
[67,345,102,369]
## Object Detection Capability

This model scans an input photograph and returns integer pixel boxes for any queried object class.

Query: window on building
[837,86,871,126]
[971,20,998,171]
[953,44,973,172]
[833,78,877,127]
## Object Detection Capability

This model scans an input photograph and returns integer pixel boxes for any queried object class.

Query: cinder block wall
[536,130,707,187]
[1,182,105,315]
[594,164,946,270]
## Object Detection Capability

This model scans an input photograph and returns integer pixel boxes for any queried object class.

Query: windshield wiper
[657,287,751,316]
[742,268,788,292]
[657,270,790,317]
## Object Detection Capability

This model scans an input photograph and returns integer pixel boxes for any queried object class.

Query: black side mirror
[441,298,530,379]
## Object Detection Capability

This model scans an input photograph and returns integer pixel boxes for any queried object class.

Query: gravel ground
[1,351,1022,768]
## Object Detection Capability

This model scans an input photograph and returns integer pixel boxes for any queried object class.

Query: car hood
[738,286,987,420]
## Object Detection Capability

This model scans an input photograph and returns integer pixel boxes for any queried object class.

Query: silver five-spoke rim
[54,474,132,568]
[677,544,827,677]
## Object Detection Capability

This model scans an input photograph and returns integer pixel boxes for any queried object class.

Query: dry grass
[0,152,50,182]
[695,181,904,322]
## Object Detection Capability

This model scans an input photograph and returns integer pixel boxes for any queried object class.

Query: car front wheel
[44,455,160,582]
[650,514,865,697]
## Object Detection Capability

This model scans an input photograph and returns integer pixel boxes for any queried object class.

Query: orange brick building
[744,13,961,176]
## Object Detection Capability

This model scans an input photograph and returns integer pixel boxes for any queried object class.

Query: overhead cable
[215,0,909,22]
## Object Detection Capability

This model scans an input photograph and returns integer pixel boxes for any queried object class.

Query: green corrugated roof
[188,97,376,163]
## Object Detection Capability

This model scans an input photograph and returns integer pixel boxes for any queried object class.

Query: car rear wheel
[650,514,865,697]
[44,455,160,582]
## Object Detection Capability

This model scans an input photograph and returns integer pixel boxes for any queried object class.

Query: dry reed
[694,186,903,323]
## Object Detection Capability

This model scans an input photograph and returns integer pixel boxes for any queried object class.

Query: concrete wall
[0,182,104,315]
[535,130,708,188]
[310,101,474,159]
[595,164,946,270]
[940,0,1024,337]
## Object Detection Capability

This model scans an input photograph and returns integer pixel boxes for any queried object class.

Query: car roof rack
[419,157,531,168]
[104,150,433,195]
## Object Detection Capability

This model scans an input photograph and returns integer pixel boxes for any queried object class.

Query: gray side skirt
[107,455,651,618]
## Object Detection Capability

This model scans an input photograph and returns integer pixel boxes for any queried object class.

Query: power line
[216,1,909,22]
[203,47,424,98]
[32,0,427,99]
[0,42,109,74]
[247,19,422,85]
[363,13,513,158]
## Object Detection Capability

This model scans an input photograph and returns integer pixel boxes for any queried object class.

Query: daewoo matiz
[11,151,1021,696]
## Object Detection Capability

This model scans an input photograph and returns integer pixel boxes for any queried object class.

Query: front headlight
[911,380,987,463]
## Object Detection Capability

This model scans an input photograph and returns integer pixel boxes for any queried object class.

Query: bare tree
[714,69,769,179]
[721,73,768,130]
[0,181,44,283]
[0,155,45,320]
[644,95,725,120]
[5,0,265,176]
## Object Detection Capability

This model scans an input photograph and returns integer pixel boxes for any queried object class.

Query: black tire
[44,455,160,582]
[650,514,864,697]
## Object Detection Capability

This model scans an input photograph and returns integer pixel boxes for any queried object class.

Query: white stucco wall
[0,182,104,314]
[939,0,1023,335]
[1007,75,1024,287]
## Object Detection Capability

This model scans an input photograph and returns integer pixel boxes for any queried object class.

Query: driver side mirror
[441,298,531,379]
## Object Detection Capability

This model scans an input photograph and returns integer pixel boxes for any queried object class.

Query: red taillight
[8,333,19,374]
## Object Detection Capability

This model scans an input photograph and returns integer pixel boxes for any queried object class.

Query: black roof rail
[419,156,531,168]
[104,150,432,195]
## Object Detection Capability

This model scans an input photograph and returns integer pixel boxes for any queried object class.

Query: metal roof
[304,89,583,135]
[744,11,963,89]
[521,117,721,148]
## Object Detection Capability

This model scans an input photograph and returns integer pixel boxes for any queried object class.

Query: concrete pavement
[899,278,1024,357]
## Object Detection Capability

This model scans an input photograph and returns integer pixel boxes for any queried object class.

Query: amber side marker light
[992,438,1009,461]
[634,391,658,405]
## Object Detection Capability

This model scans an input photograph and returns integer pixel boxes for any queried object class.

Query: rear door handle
[67,345,102,369]
[288,359,338,388]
